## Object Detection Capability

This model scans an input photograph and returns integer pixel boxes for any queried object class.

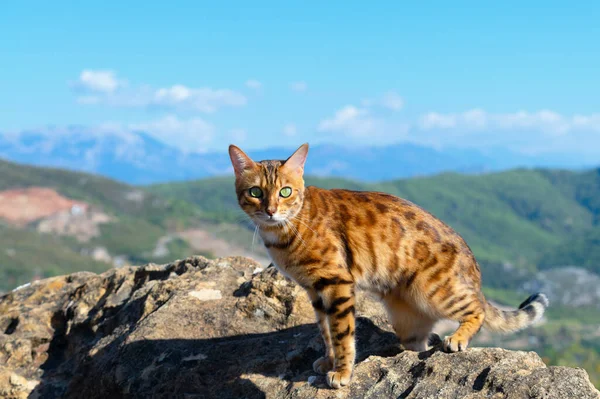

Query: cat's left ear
[229,144,256,177]
[283,143,309,175]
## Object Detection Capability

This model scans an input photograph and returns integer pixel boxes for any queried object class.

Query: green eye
[249,187,263,198]
[280,187,292,198]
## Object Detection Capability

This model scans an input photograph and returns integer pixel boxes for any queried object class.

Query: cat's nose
[266,208,276,216]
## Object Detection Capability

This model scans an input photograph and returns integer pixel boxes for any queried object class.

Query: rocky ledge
[1,256,598,399]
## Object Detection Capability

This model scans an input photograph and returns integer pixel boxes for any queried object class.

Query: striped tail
[483,293,549,333]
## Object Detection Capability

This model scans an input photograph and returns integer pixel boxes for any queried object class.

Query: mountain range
[0,128,594,184]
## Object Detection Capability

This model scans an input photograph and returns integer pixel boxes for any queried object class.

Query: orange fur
[229,143,548,389]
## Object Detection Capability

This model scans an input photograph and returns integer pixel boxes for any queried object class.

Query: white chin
[257,217,285,226]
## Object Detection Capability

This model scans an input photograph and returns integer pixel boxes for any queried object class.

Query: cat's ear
[229,145,256,177]
[283,143,309,175]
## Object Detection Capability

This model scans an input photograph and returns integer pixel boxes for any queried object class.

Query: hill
[3,157,600,296]
[0,223,109,290]
[149,168,600,286]
[0,158,201,227]
[0,159,205,291]
[2,160,600,387]
[4,156,599,294]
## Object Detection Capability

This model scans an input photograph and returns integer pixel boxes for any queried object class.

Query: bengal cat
[229,143,548,389]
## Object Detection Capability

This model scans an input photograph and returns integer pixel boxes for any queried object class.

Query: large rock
[0,256,598,399]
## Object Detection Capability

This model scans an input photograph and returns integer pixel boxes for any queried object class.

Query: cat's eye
[249,187,263,198]
[280,187,292,198]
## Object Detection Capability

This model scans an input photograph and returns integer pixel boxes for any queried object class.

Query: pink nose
[266,208,276,216]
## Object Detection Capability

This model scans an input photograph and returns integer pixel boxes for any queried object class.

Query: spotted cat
[229,143,548,389]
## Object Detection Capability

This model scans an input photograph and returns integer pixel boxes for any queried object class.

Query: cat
[228,143,548,389]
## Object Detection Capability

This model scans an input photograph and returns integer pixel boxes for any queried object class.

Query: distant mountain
[0,128,226,184]
[0,128,594,184]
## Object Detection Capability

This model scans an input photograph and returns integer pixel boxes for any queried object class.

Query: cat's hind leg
[440,292,485,352]
[382,294,436,352]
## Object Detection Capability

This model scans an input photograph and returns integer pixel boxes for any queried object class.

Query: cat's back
[304,186,478,293]
[307,186,442,227]
[306,185,468,253]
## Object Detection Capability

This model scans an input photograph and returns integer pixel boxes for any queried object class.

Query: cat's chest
[260,231,302,280]
[266,248,288,268]
[265,247,300,282]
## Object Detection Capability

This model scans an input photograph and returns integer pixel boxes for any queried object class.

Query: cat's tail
[483,293,549,333]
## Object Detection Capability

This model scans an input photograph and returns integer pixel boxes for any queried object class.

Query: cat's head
[228,143,309,228]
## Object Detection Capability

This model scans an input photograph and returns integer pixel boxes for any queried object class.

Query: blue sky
[1,1,599,158]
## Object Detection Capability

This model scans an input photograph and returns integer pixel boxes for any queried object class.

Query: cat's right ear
[283,143,309,175]
[229,145,255,177]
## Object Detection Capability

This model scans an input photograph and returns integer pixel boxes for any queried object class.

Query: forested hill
[3,158,600,385]
[149,167,600,277]
[0,158,202,291]
[2,155,599,290]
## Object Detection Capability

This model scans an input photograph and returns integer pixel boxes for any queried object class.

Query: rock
[188,289,222,301]
[0,256,598,399]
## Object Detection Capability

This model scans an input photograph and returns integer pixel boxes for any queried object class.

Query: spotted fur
[229,143,549,389]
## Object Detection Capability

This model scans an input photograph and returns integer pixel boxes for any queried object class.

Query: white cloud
[462,108,488,129]
[152,85,246,113]
[5,117,217,154]
[245,79,262,90]
[380,91,404,111]
[290,81,307,92]
[71,70,247,113]
[318,105,378,136]
[413,108,600,156]
[418,109,600,135]
[283,123,297,137]
[495,110,570,134]
[572,114,600,131]
[129,115,215,152]
[75,70,124,93]
[419,112,458,129]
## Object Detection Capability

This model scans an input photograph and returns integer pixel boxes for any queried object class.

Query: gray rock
[0,256,598,399]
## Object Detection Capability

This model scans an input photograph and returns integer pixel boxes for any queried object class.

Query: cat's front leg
[315,280,356,389]
[307,290,334,374]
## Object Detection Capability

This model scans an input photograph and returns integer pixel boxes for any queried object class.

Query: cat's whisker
[285,219,307,248]
[283,220,298,247]
[252,225,259,252]
[231,211,254,224]
[289,215,318,235]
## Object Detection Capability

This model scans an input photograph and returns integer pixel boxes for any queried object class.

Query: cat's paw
[326,369,352,389]
[312,356,333,374]
[443,335,469,352]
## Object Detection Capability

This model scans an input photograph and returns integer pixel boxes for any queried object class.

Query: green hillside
[539,226,600,273]
[2,159,600,386]
[0,159,203,291]
[0,159,202,229]
[148,168,600,279]
[3,157,600,291]
[0,222,109,290]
